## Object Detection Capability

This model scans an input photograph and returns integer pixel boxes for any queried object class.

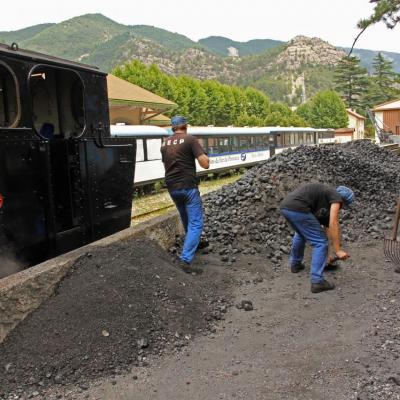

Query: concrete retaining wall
[0,212,182,343]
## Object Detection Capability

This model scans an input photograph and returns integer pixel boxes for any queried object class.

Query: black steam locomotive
[0,43,136,268]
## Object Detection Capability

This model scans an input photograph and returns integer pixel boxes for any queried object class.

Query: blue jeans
[169,188,203,264]
[281,208,329,283]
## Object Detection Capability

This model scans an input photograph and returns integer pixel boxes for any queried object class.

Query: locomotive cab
[0,43,136,269]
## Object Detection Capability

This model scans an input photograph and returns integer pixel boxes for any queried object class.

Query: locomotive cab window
[0,62,20,128]
[29,66,85,139]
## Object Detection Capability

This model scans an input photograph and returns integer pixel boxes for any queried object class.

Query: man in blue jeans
[280,183,355,293]
[161,116,209,273]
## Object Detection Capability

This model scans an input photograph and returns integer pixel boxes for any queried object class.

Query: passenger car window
[239,137,248,151]
[0,62,20,128]
[207,137,219,154]
[30,66,85,139]
[146,139,162,160]
[136,139,144,162]
[230,137,238,152]
[218,137,229,153]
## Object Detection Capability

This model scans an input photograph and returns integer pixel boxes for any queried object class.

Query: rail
[381,143,400,155]
[131,204,175,221]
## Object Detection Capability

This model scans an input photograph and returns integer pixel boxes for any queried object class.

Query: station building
[373,98,400,138]
[334,109,366,143]
[346,109,365,140]
[107,74,176,126]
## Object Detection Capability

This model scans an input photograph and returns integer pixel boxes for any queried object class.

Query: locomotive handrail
[93,122,134,149]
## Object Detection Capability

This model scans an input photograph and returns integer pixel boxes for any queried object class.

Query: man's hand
[335,249,350,260]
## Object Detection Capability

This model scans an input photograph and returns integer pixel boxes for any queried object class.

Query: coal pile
[0,238,228,398]
[203,141,400,264]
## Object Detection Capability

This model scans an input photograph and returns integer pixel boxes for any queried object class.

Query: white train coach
[111,125,335,186]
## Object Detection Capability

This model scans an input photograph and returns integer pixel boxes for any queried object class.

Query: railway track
[382,143,400,155]
[131,203,175,221]
[131,174,242,223]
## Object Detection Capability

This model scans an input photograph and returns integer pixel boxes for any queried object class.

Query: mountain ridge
[1,13,399,71]
[1,14,399,105]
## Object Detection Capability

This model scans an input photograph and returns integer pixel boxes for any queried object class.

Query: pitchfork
[384,198,400,271]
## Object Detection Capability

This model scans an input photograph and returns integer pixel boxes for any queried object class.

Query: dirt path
[57,242,399,400]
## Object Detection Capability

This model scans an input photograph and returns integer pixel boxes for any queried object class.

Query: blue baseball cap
[336,186,355,206]
[171,115,188,127]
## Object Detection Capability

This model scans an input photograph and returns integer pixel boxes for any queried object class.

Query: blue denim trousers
[281,208,329,283]
[169,188,203,264]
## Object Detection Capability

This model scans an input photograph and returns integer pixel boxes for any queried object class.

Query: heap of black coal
[203,140,400,265]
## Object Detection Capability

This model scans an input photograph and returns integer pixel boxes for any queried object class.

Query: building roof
[144,113,171,126]
[335,128,355,134]
[373,98,400,111]
[107,75,176,111]
[346,109,366,120]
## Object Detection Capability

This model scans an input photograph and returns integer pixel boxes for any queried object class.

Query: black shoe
[291,262,306,273]
[325,261,339,271]
[311,280,335,293]
[179,261,203,275]
[197,237,209,250]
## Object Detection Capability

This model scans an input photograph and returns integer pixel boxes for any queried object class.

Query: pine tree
[359,0,400,30]
[365,52,399,106]
[334,56,369,110]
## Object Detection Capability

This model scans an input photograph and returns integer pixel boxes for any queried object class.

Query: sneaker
[311,280,335,293]
[291,262,306,273]
[179,260,203,275]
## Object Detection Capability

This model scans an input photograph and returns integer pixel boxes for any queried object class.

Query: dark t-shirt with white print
[161,133,205,191]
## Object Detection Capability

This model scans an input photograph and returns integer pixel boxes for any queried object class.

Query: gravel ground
[1,142,400,400]
[0,239,232,399]
[34,242,400,400]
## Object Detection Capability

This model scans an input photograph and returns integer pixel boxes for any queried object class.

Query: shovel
[384,198,400,270]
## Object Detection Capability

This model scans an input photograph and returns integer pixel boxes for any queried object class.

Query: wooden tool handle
[392,198,400,241]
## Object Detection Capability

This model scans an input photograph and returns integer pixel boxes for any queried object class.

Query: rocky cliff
[276,36,346,70]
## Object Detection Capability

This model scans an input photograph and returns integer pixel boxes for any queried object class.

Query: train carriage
[111,125,335,186]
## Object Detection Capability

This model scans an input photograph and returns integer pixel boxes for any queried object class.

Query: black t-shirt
[280,183,343,227]
[161,133,205,191]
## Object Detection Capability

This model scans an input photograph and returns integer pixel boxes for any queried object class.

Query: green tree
[218,85,236,126]
[235,113,265,127]
[300,91,348,129]
[244,87,270,119]
[113,59,308,127]
[231,86,248,119]
[359,0,400,29]
[296,102,312,125]
[350,1,399,54]
[364,52,400,106]
[334,56,369,110]
[179,77,208,125]
[201,80,226,126]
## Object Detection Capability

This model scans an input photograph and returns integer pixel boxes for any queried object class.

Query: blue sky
[1,0,399,52]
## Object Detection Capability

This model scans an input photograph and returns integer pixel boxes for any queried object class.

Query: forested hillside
[1,13,399,105]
